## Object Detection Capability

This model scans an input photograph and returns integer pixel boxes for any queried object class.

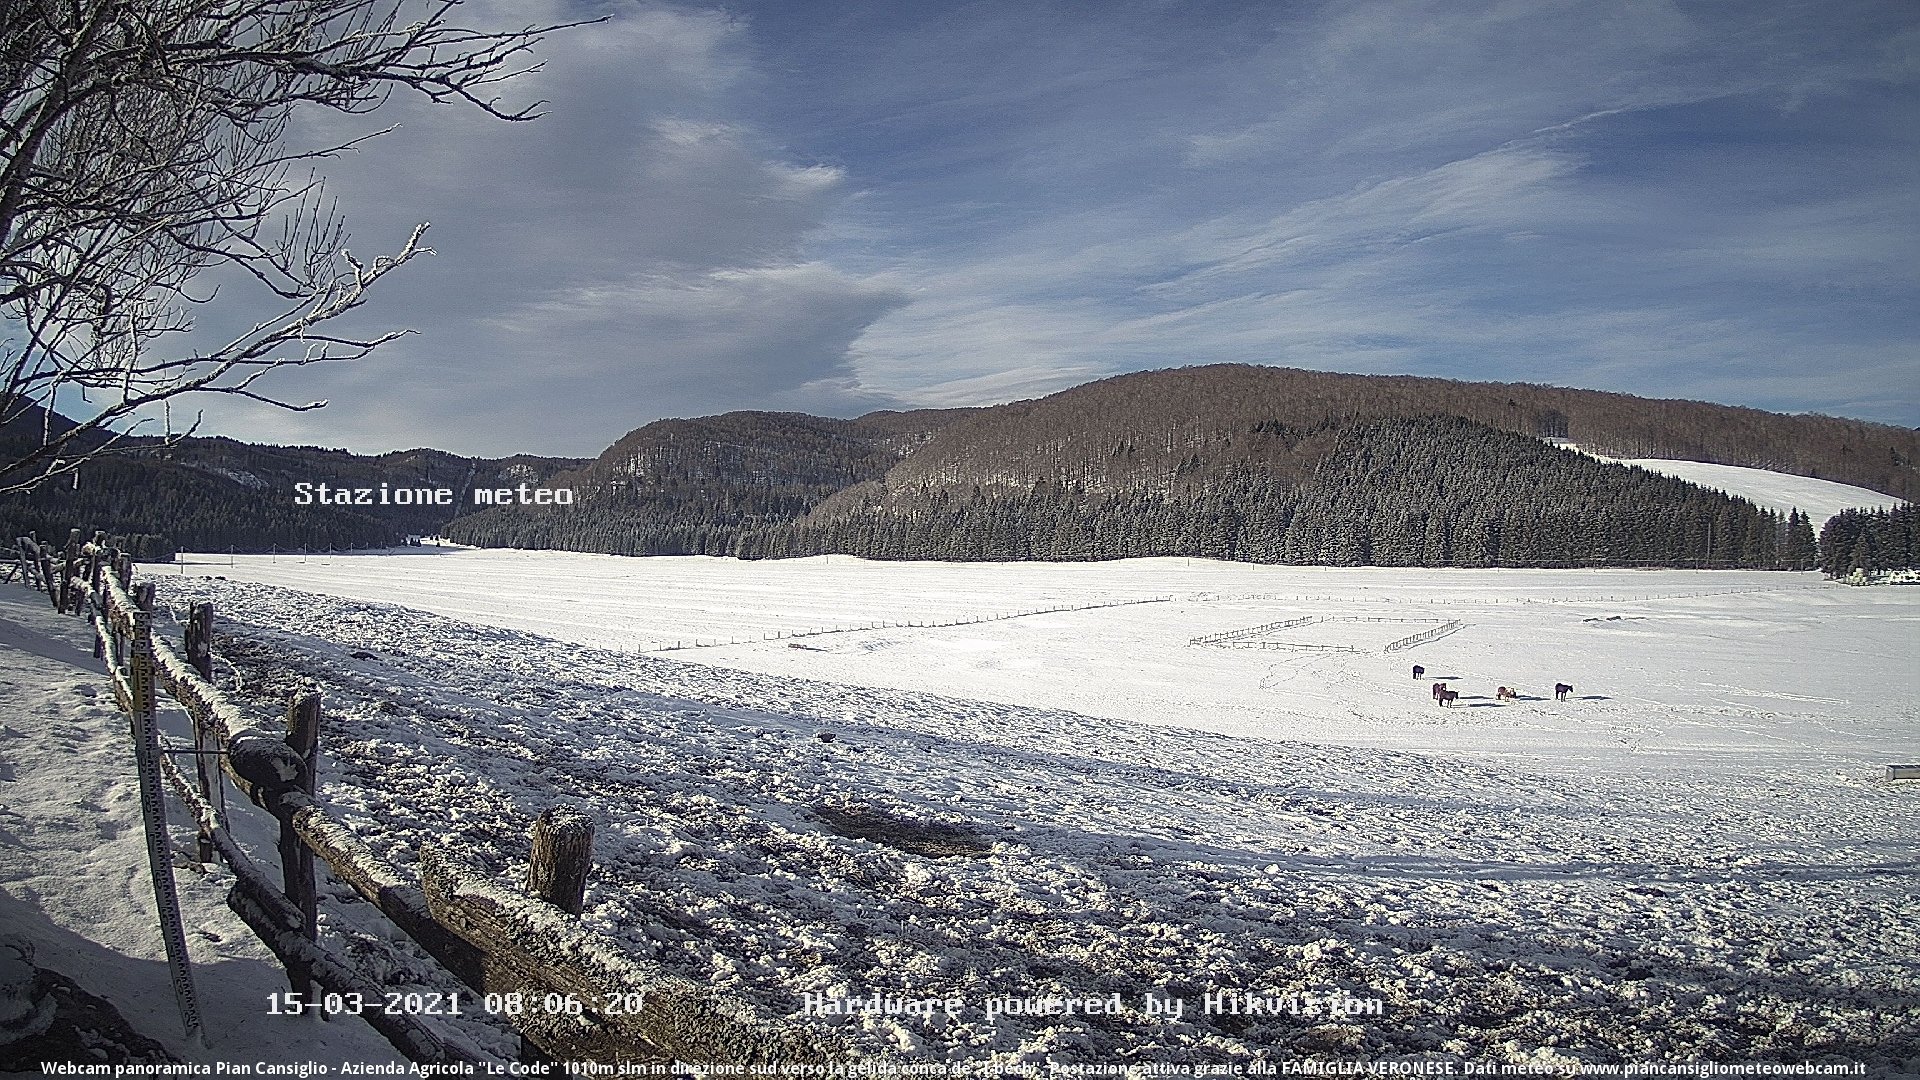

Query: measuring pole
[127,585,205,1043]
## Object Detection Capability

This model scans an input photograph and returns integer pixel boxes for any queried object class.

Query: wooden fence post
[185,603,215,680]
[523,807,593,1073]
[282,694,322,1006]
[34,537,59,610]
[59,528,80,613]
[186,603,218,863]
[528,807,594,915]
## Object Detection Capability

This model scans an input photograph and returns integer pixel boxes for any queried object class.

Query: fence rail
[651,594,1177,652]
[1193,613,1459,653]
[18,529,823,1068]
[1190,615,1320,647]
[1384,620,1466,652]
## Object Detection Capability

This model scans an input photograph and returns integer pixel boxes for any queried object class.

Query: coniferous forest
[1819,504,1919,577]
[725,418,1819,568]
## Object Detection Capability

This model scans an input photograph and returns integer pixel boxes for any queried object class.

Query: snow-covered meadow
[89,549,1916,1071]
[164,550,1916,770]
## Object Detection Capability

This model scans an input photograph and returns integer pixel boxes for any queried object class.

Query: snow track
[143,574,1920,1071]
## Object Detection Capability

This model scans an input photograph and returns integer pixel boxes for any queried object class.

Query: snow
[0,587,413,1069]
[1557,448,1904,528]
[4,549,1917,1072]
[157,551,1916,770]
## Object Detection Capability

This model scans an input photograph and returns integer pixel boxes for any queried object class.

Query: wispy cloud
[192,0,1919,455]
[200,1,904,454]
[824,0,1919,426]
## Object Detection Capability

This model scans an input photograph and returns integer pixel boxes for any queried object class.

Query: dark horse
[1554,683,1573,701]
[1412,664,1425,680]
[1437,689,1459,707]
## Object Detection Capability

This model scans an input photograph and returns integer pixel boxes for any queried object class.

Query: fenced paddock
[14,531,823,1069]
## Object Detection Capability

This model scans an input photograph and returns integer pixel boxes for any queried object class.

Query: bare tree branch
[1,0,600,493]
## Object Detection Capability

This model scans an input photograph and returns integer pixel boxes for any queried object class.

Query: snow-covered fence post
[58,528,80,613]
[420,845,832,1067]
[281,694,323,1004]
[33,536,59,609]
[186,603,218,863]
[185,603,215,680]
[516,806,595,1069]
[528,806,594,916]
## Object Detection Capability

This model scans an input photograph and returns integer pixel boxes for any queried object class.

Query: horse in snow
[1554,682,1573,701]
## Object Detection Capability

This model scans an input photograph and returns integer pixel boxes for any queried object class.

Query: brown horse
[1554,683,1573,701]
[1431,681,1448,701]
[1496,686,1518,702]
[1437,689,1459,707]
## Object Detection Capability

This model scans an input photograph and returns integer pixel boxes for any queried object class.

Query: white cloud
[185,0,1920,453]
[195,0,903,456]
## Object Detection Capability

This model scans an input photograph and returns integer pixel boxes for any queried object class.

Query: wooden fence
[15,531,827,1069]
[1189,615,1321,647]
[1383,620,1465,652]
[1192,614,1464,653]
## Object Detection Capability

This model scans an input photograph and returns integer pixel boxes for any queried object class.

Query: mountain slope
[1564,450,1903,529]
[765,416,1808,568]
[440,408,973,555]
[443,365,1910,569]
[870,365,1917,501]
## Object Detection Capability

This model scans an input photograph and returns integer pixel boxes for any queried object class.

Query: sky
[183,0,1919,458]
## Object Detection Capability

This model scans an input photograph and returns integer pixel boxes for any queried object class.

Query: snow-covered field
[4,551,1917,1073]
[163,550,1916,770]
[1559,449,1902,528]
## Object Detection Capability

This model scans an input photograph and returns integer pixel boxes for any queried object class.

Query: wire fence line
[648,594,1179,652]
[1193,613,1462,654]
[1384,620,1467,652]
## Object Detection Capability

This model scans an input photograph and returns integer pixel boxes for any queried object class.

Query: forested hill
[442,365,1914,570]
[874,365,1918,502]
[441,408,974,555]
[759,416,1819,568]
[13,365,1910,567]
[0,425,582,557]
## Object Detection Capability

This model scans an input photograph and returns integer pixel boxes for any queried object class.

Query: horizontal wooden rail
[420,848,830,1067]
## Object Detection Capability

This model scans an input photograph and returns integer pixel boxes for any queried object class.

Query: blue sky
[200,0,1919,457]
